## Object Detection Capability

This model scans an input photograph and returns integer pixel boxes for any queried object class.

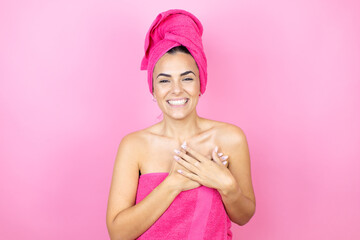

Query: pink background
[1,0,359,239]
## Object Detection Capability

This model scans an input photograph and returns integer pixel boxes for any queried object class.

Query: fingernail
[221,155,228,160]
[174,149,181,154]
[214,146,218,153]
[174,155,180,161]
[222,160,228,165]
[177,169,182,173]
[181,141,187,150]
[218,152,223,157]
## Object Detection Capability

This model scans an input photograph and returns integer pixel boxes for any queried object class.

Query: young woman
[106,9,255,240]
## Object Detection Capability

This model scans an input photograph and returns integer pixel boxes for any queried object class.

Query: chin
[170,113,188,119]
[159,102,197,119]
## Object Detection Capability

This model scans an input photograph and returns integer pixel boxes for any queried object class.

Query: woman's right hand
[167,157,201,192]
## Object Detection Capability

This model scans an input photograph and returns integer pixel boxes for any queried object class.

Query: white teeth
[168,99,188,105]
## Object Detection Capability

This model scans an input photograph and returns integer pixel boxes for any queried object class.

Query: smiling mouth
[166,98,189,107]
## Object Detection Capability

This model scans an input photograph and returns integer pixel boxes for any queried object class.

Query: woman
[106,9,255,239]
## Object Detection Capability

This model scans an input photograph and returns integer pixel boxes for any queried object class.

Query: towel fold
[135,173,232,239]
[140,9,208,95]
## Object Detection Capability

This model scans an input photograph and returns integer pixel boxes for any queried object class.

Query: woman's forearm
[219,176,256,226]
[108,178,181,240]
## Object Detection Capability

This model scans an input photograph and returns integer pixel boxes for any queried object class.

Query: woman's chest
[139,135,218,174]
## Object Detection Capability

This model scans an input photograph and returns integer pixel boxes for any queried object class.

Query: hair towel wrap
[140,9,208,95]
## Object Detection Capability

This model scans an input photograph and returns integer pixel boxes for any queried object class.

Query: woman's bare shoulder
[120,129,151,148]
[114,129,154,172]
[202,118,246,139]
[200,119,248,154]
[221,122,246,139]
[118,124,159,152]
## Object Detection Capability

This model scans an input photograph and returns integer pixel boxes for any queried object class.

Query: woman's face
[153,51,201,119]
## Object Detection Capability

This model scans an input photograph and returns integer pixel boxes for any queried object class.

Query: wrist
[162,176,182,196]
[219,175,242,199]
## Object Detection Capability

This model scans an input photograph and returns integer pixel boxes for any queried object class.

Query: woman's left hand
[173,142,234,191]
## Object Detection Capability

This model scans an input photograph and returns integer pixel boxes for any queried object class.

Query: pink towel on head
[140,9,208,95]
[135,172,232,239]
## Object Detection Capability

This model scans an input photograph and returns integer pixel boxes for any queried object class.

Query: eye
[183,78,193,81]
[159,79,170,83]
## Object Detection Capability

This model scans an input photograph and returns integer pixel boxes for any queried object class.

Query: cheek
[186,80,200,93]
[154,85,169,97]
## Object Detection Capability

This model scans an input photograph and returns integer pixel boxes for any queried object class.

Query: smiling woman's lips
[167,97,188,101]
[167,98,189,107]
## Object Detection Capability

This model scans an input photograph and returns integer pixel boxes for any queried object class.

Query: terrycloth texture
[135,172,232,239]
[140,9,208,95]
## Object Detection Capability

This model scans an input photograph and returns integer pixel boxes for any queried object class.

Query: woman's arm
[106,133,181,240]
[107,133,201,239]
[108,179,181,240]
[218,125,256,225]
[170,124,256,226]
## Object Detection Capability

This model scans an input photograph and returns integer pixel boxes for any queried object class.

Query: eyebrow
[156,71,196,79]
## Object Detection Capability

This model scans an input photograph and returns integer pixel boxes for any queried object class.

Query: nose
[171,80,183,94]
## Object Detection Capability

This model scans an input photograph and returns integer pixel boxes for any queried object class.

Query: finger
[212,147,223,164]
[214,151,224,163]
[215,147,227,159]
[180,141,207,162]
[170,161,184,176]
[216,151,229,163]
[220,155,229,161]
[174,155,200,174]
[218,154,227,164]
[222,160,229,168]
[174,149,200,166]
[177,169,202,183]
[214,147,226,162]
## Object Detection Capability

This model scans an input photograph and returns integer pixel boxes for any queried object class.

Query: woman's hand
[166,154,201,192]
[173,141,234,191]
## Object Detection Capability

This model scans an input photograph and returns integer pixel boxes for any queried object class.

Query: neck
[159,109,202,143]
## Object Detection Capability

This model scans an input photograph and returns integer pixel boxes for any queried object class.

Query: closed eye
[183,78,193,81]
[159,79,170,83]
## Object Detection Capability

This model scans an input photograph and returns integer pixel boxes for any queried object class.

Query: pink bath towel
[140,9,208,95]
[135,172,232,239]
